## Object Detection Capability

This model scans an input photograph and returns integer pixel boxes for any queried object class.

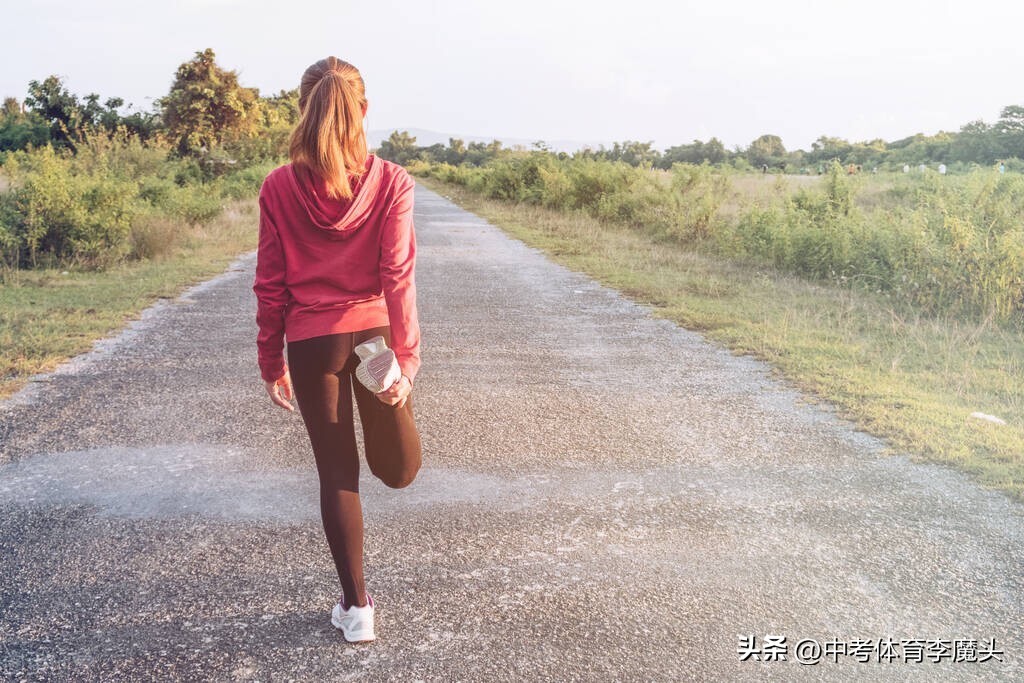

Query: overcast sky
[3,0,1022,151]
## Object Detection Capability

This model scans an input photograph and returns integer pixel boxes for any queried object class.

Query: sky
[3,0,1023,152]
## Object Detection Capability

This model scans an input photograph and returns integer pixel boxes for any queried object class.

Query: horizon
[3,1,1023,152]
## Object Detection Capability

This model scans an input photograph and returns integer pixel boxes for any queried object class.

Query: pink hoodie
[252,154,420,386]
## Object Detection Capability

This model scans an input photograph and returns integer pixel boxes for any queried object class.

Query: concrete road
[1,184,1021,682]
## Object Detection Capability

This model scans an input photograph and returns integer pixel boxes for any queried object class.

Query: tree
[608,140,661,167]
[158,48,261,157]
[0,97,50,152]
[3,97,21,117]
[117,106,162,142]
[224,87,299,163]
[845,139,887,167]
[21,75,160,151]
[418,143,447,162]
[995,105,1024,159]
[746,134,786,168]
[376,130,418,165]
[807,136,851,165]
[446,137,467,164]
[465,139,502,165]
[24,75,84,150]
[951,120,1000,165]
[702,138,728,164]
[258,88,300,128]
[576,140,661,167]
[660,138,728,167]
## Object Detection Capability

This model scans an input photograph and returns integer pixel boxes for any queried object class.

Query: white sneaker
[331,594,376,643]
[354,336,402,393]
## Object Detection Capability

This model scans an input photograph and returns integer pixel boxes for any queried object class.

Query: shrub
[219,160,278,200]
[418,153,1024,324]
[164,183,223,225]
[664,163,730,242]
[0,131,272,269]
[1,146,137,268]
[138,175,178,206]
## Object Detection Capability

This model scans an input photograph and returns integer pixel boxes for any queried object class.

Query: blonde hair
[289,56,368,201]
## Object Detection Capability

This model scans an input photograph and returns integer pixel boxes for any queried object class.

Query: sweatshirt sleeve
[379,173,421,387]
[253,188,292,383]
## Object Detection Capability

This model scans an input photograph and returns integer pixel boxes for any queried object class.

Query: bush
[418,161,481,188]
[219,160,278,200]
[563,158,639,209]
[137,175,178,206]
[418,153,1024,325]
[403,159,432,176]
[664,163,730,241]
[0,191,20,267]
[1,146,137,268]
[74,128,172,181]
[480,154,555,202]
[727,163,1024,322]
[0,130,277,269]
[164,183,223,225]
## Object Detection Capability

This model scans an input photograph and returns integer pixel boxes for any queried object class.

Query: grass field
[0,199,258,401]
[415,173,1024,502]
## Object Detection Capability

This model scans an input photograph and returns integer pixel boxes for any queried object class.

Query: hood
[286,154,384,241]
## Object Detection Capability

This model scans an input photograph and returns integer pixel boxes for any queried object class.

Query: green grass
[0,199,258,399]
[417,157,1024,325]
[416,174,1024,502]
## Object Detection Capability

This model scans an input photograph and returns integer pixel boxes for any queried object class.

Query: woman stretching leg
[253,56,424,643]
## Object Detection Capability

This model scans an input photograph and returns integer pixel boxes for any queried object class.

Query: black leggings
[286,325,422,609]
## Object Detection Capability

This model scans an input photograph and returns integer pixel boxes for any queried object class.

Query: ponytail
[289,57,368,201]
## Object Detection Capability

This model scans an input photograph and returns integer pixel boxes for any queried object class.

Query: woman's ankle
[343,592,369,609]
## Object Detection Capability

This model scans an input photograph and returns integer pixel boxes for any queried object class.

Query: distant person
[762,163,768,174]
[253,56,423,644]
[999,162,1006,174]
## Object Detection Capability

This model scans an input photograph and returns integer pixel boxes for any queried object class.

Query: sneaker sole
[355,350,400,393]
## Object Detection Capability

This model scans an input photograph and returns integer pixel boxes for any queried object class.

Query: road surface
[1,183,1021,681]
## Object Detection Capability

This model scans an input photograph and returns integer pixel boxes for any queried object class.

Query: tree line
[4,48,1022,176]
[378,108,1024,174]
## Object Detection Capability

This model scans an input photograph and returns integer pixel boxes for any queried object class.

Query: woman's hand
[264,370,296,412]
[376,375,412,409]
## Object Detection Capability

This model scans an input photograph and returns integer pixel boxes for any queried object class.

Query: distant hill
[367,127,615,155]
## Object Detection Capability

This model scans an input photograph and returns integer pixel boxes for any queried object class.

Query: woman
[252,56,423,644]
